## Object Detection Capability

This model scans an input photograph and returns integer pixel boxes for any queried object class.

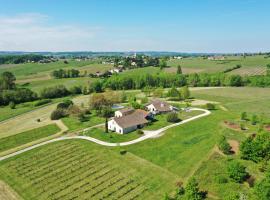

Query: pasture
[0,140,178,200]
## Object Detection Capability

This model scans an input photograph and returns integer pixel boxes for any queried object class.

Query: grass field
[191,87,270,117]
[0,140,178,200]
[168,55,269,75]
[0,124,60,153]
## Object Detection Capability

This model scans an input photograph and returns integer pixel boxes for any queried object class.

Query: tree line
[51,69,80,79]
[0,54,46,64]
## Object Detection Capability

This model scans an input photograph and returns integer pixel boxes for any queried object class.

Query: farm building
[108,109,150,134]
[146,99,174,114]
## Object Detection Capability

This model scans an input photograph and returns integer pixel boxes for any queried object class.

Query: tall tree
[0,71,16,91]
[177,65,182,74]
[181,86,190,100]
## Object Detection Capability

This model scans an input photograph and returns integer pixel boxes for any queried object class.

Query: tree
[181,85,190,100]
[177,65,182,74]
[167,86,181,100]
[159,59,167,70]
[51,109,67,120]
[218,136,231,154]
[0,71,16,91]
[167,112,180,123]
[152,87,164,98]
[227,161,249,183]
[267,64,270,76]
[89,93,112,115]
[101,106,113,133]
[185,177,205,200]
[89,81,103,93]
[57,100,73,109]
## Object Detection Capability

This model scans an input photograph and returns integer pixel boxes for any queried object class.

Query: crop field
[0,140,177,200]
[228,66,266,76]
[168,55,270,74]
[0,180,21,200]
[0,124,60,153]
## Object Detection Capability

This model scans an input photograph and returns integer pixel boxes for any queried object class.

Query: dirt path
[228,139,239,154]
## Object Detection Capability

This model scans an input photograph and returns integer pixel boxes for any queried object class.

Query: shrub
[69,86,82,94]
[251,114,258,125]
[241,112,247,121]
[137,129,144,135]
[120,149,127,155]
[57,100,73,109]
[40,85,70,99]
[9,101,15,109]
[34,99,52,107]
[167,112,180,123]
[78,113,88,122]
[50,109,67,120]
[218,136,231,154]
[206,103,215,110]
[227,161,249,183]
[215,175,228,184]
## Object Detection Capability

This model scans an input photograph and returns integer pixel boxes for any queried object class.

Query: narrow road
[0,108,210,162]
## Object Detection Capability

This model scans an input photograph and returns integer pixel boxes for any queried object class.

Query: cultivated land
[1,55,270,200]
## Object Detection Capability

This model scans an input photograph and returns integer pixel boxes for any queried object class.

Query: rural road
[0,108,210,162]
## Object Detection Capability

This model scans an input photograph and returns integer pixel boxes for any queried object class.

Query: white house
[146,99,173,115]
[108,109,149,134]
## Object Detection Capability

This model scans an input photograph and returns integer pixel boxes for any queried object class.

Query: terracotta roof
[113,109,148,129]
[149,99,172,112]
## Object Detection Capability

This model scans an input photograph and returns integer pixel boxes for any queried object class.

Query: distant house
[108,108,150,134]
[146,99,174,114]
[173,56,183,60]
[109,68,123,74]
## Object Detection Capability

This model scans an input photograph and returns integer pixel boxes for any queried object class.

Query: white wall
[114,111,123,117]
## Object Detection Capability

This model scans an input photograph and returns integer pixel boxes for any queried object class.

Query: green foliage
[40,85,70,99]
[52,68,80,79]
[89,80,104,93]
[57,100,73,109]
[240,132,270,163]
[34,99,52,107]
[0,88,38,105]
[50,108,67,120]
[166,112,180,123]
[177,65,182,74]
[181,86,190,100]
[206,103,215,110]
[251,114,258,125]
[0,54,45,64]
[227,161,248,183]
[184,177,205,200]
[0,71,16,91]
[167,86,181,100]
[241,112,248,120]
[153,87,164,97]
[254,170,270,200]
[9,101,16,109]
[69,85,82,94]
[137,129,144,135]
[218,136,231,154]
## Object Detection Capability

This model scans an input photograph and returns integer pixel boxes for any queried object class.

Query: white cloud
[0,13,100,51]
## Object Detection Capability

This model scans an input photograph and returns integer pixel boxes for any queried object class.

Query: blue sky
[0,0,270,52]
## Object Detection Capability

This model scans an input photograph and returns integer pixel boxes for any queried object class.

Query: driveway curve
[0,108,210,162]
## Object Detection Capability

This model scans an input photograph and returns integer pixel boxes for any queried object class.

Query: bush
[167,112,180,123]
[227,161,249,183]
[137,129,144,135]
[241,112,247,121]
[50,109,67,120]
[120,149,127,155]
[70,86,82,94]
[34,99,52,107]
[57,100,73,109]
[215,175,228,184]
[9,101,15,109]
[218,136,231,154]
[40,85,70,99]
[206,103,215,110]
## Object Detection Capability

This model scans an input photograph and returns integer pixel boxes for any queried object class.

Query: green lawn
[126,110,230,179]
[0,140,178,200]
[82,127,142,143]
[62,114,105,132]
[0,124,60,153]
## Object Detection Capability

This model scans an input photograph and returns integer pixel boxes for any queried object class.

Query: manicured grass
[126,110,230,179]
[0,140,178,200]
[62,114,105,131]
[83,127,142,143]
[0,124,60,153]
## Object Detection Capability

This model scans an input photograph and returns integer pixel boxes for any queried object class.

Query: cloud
[0,13,100,51]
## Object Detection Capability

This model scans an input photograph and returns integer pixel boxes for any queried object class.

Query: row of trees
[0,54,46,64]
[51,69,80,79]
